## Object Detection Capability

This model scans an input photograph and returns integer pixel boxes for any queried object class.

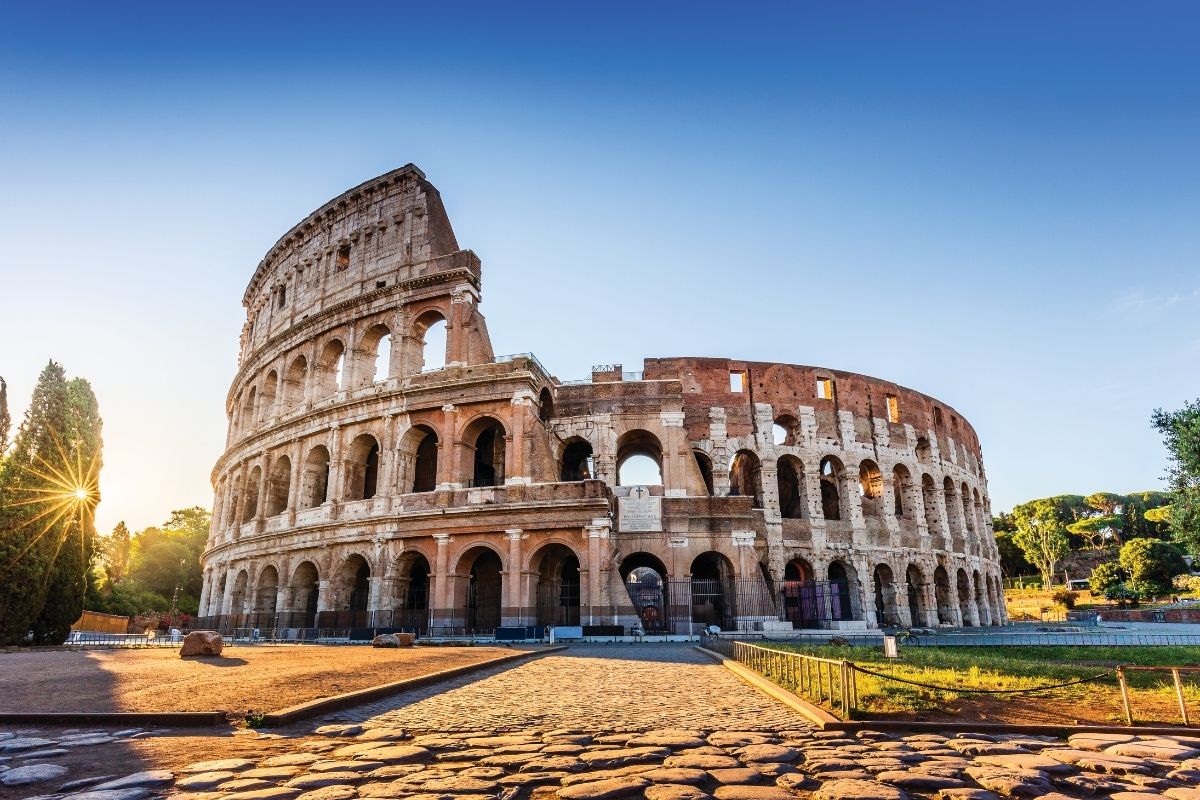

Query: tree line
[993,398,1200,600]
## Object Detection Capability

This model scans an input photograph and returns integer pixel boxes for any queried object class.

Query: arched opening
[962,482,976,538]
[214,572,226,617]
[944,477,963,542]
[363,324,392,384]
[691,552,735,631]
[560,438,594,482]
[893,464,912,517]
[538,387,554,422]
[777,456,807,519]
[300,445,330,508]
[693,451,714,496]
[461,547,503,633]
[973,569,989,626]
[933,565,954,625]
[289,562,319,629]
[255,566,279,614]
[873,563,900,627]
[260,371,278,424]
[338,554,371,627]
[621,553,670,633]
[986,574,1000,626]
[230,570,249,616]
[616,429,663,486]
[906,564,927,627]
[773,415,799,447]
[283,355,307,411]
[242,386,257,434]
[265,455,291,516]
[781,558,819,628]
[819,456,843,520]
[916,436,932,463]
[729,450,763,507]
[393,551,431,633]
[416,311,447,372]
[317,339,346,396]
[922,474,941,539]
[859,460,883,517]
[533,543,581,627]
[827,561,857,620]
[346,434,381,500]
[956,568,973,626]
[469,417,506,488]
[408,425,439,492]
[242,466,262,521]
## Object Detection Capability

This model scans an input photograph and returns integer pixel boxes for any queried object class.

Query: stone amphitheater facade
[198,164,1005,636]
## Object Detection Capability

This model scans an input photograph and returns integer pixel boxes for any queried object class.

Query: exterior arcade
[198,165,1005,637]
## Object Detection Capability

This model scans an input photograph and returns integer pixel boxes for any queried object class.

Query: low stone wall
[1099,607,1200,622]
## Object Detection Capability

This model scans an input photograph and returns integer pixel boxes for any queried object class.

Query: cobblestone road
[8,644,1200,800]
[331,644,805,733]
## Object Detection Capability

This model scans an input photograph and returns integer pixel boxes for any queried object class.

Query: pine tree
[0,364,102,645]
[29,377,103,644]
[0,376,10,456]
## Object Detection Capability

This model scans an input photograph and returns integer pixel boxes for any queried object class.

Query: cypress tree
[29,378,103,644]
[0,363,102,645]
[0,376,10,456]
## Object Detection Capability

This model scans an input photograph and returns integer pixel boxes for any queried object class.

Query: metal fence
[704,636,858,718]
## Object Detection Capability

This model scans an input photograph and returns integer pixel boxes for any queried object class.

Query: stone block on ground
[179,630,223,657]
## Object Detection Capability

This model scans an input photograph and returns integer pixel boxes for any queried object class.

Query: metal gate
[625,576,670,632]
[690,578,735,630]
[779,579,854,627]
[536,579,581,627]
[467,579,502,633]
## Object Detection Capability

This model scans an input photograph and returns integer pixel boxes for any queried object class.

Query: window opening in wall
[772,424,788,445]
[376,280,386,289]
[616,429,664,486]
[693,451,715,496]
[422,319,447,371]
[816,378,835,400]
[276,285,287,308]
[561,439,594,482]
[819,457,842,520]
[472,420,506,487]
[373,334,392,382]
[336,245,350,269]
[934,407,944,426]
[886,394,900,423]
[729,371,746,393]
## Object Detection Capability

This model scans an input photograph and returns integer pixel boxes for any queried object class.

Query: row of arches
[230,312,449,441]
[219,417,511,530]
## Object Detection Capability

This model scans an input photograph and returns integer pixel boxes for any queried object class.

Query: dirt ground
[0,643,513,717]
[866,687,1196,727]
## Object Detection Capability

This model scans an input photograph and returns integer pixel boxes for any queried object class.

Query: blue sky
[1,2,1197,533]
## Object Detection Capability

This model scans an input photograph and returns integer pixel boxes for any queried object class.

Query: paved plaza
[4,644,1200,800]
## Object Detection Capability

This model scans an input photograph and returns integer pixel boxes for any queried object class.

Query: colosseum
[197,164,1006,639]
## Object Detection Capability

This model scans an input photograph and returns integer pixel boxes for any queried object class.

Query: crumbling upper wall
[644,356,983,460]
[237,165,474,363]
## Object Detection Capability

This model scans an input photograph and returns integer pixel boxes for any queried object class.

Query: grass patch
[760,644,1200,719]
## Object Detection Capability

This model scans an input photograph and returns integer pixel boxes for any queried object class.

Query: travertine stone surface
[199,166,1003,634]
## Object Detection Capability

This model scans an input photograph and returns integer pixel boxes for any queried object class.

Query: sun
[1,434,101,571]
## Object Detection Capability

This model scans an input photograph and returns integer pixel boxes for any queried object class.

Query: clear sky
[1,2,1197,535]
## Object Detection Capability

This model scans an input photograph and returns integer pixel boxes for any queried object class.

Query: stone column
[287,439,303,523]
[507,391,536,484]
[585,520,610,626]
[505,529,525,626]
[661,411,687,497]
[198,568,211,618]
[431,533,452,628]
[438,404,458,489]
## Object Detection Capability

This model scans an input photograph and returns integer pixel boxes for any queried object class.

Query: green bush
[1119,538,1189,597]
